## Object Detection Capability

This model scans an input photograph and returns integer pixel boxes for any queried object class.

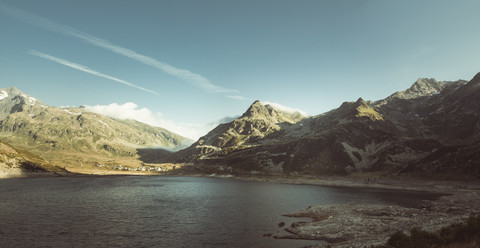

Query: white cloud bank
[84,102,234,140]
[263,101,309,116]
[83,101,306,140]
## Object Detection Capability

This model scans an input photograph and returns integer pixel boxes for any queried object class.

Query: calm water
[0,176,442,248]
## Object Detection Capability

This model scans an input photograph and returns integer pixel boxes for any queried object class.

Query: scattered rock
[278,190,480,247]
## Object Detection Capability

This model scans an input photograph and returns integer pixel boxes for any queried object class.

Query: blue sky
[1,0,479,139]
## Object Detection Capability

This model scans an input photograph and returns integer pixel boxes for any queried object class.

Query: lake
[0,176,442,248]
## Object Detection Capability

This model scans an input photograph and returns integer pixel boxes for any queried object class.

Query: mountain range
[1,73,479,179]
[171,73,480,179]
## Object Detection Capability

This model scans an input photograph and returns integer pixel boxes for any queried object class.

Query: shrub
[409,227,442,247]
[386,231,413,248]
[372,215,480,248]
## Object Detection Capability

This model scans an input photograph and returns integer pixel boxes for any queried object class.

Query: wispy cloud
[0,3,240,95]
[71,33,238,94]
[227,95,250,101]
[28,50,159,95]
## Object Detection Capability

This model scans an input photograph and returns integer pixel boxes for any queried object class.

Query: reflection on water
[0,176,442,248]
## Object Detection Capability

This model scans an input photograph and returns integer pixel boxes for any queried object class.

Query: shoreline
[186,172,480,193]
[4,168,480,192]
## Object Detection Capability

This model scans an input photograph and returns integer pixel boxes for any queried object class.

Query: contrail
[227,95,250,101]
[29,50,160,95]
[67,32,238,93]
[0,3,239,94]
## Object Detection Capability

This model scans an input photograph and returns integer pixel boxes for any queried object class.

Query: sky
[1,0,479,140]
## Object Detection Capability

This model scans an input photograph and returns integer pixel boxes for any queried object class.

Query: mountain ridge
[2,73,479,178]
[0,87,192,170]
[170,73,480,179]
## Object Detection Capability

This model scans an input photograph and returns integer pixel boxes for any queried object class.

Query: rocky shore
[273,185,480,247]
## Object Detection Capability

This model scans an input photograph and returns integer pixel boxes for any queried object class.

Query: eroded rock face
[174,73,480,178]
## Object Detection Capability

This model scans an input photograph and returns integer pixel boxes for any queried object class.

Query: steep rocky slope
[173,101,306,168]
[0,87,192,169]
[174,73,480,178]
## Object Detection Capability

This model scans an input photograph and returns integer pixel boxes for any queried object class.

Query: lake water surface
[0,176,442,248]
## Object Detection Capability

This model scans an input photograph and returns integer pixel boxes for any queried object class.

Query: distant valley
[1,73,480,179]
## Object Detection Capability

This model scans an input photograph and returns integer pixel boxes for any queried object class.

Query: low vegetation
[371,215,480,248]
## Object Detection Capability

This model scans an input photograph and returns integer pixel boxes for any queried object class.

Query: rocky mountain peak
[404,78,447,98]
[1,87,21,94]
[0,87,47,120]
[1,87,18,101]
[241,100,269,118]
[465,72,480,89]
[240,100,305,124]
[2,87,28,98]
[382,77,450,101]
[0,87,45,105]
[350,98,383,121]
[336,97,383,121]
[353,97,367,106]
[413,77,438,86]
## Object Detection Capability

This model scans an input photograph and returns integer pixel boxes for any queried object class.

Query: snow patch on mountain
[0,91,8,101]
[99,120,109,126]
[63,109,81,115]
